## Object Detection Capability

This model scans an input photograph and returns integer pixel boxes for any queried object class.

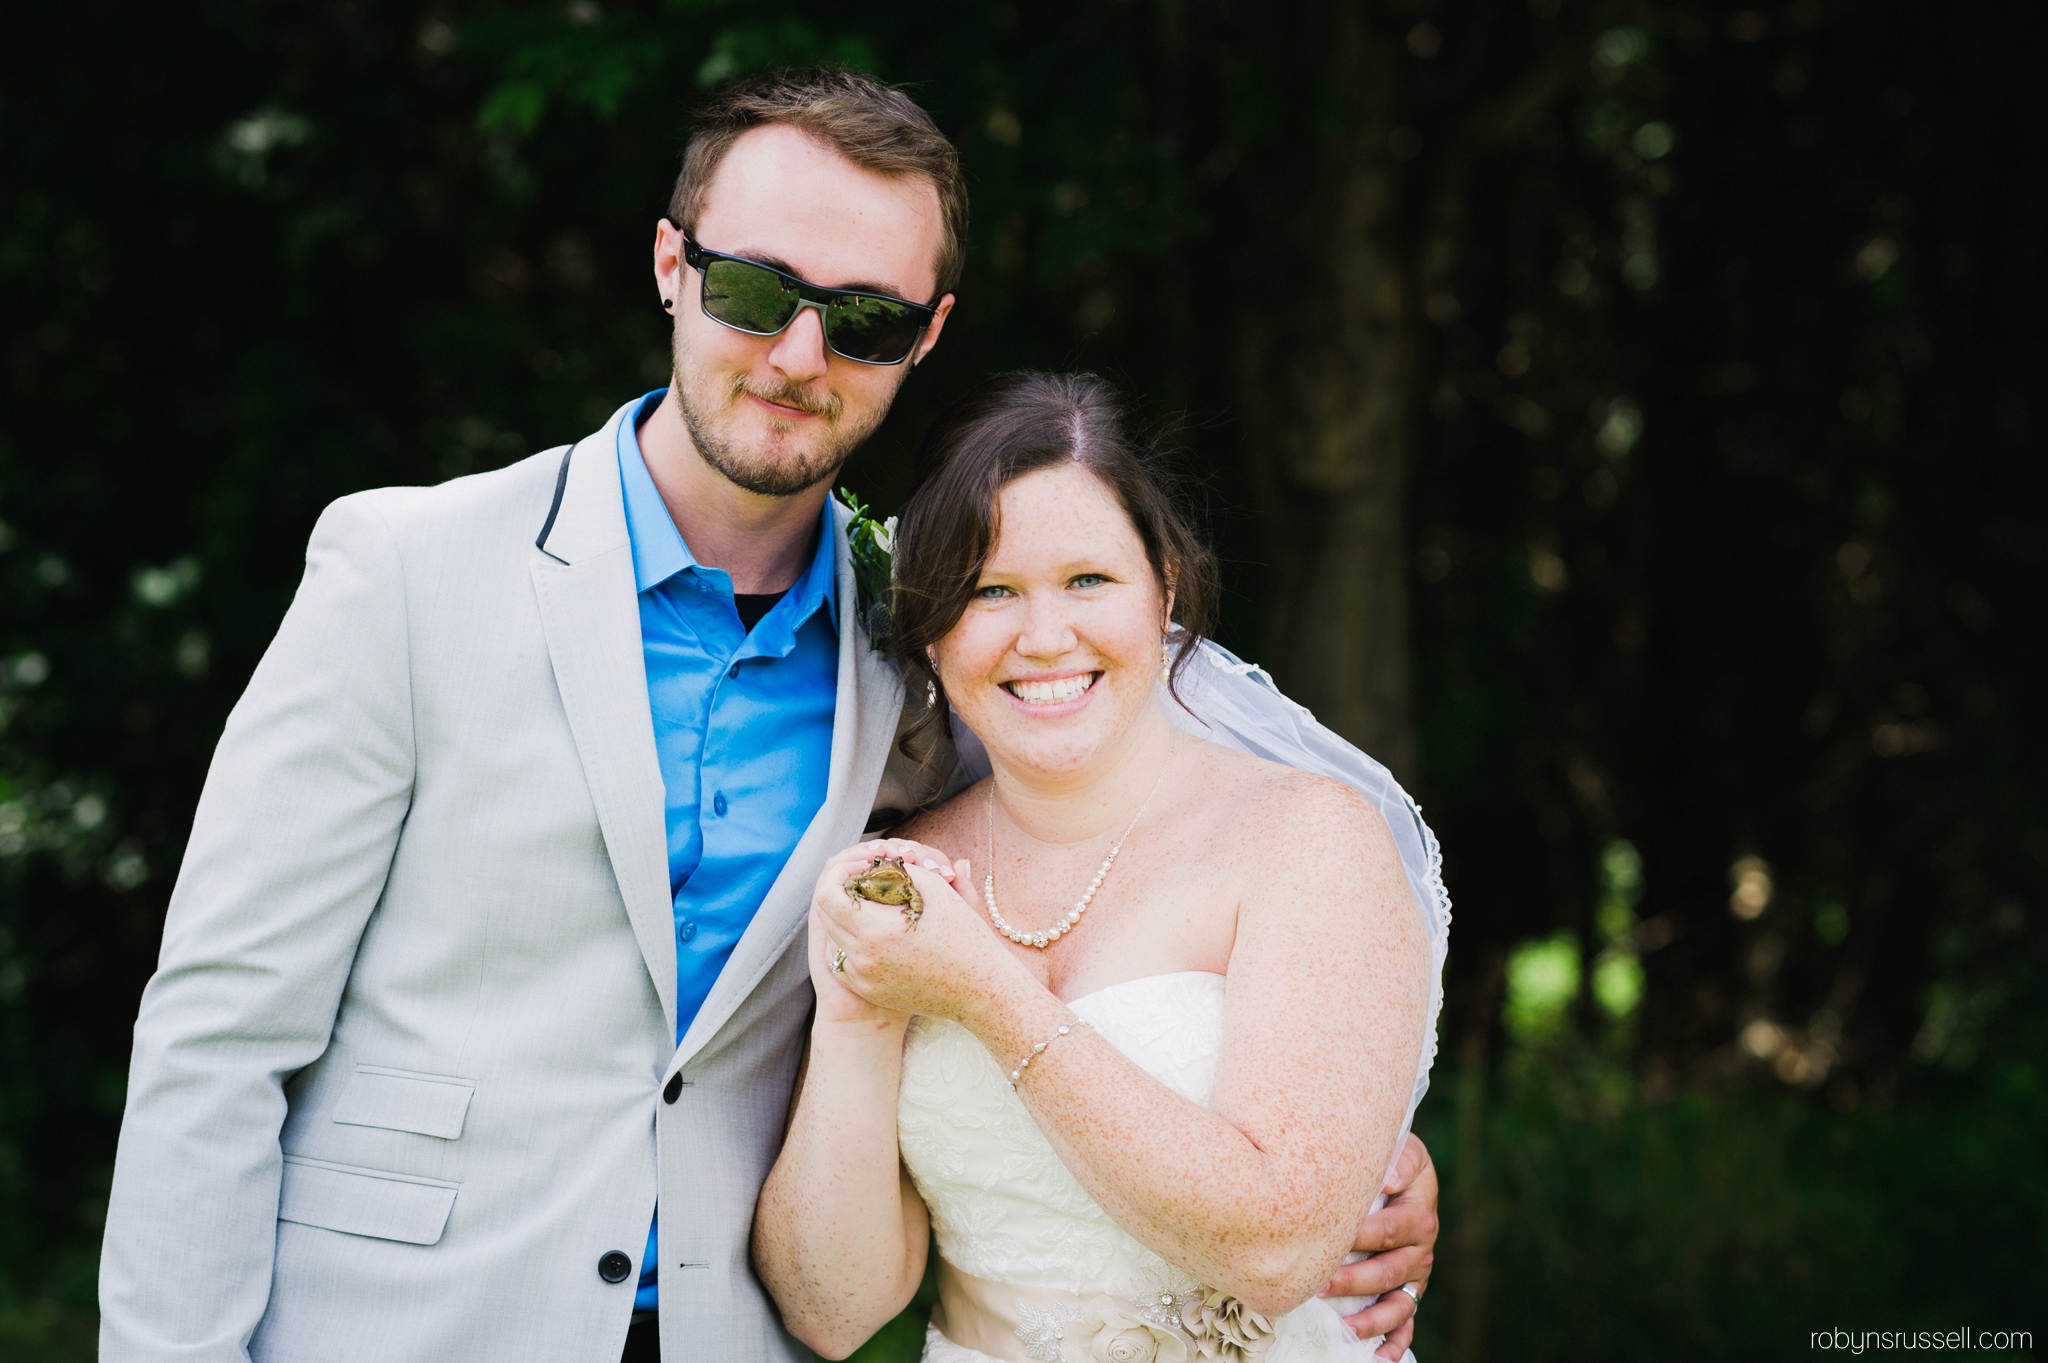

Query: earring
[662,297,673,310]
[927,678,939,708]
[1160,640,1172,686]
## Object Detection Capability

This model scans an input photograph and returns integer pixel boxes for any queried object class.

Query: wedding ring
[1399,1282,1421,1302]
[831,949,848,974]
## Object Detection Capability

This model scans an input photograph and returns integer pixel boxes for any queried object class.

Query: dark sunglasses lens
[700,258,799,334]
[824,294,924,364]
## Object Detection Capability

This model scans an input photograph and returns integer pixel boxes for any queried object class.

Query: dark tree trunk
[1220,0,1605,779]
[1231,4,1421,777]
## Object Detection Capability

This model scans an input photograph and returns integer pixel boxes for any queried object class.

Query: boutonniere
[835,488,896,652]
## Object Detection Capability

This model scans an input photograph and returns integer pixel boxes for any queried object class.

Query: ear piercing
[662,297,673,310]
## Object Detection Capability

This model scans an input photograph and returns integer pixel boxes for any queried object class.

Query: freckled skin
[752,466,1433,1359]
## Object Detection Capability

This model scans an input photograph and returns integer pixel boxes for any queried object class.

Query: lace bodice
[899,971,1226,1293]
[899,972,1407,1363]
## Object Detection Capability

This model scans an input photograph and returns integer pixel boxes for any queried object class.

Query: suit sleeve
[99,494,417,1362]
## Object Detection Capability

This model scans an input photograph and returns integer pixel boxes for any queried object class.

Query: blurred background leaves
[2,0,2043,1357]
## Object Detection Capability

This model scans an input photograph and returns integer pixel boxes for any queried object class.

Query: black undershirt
[733,589,788,633]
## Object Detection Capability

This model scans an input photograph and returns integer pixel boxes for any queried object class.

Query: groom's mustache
[731,373,843,422]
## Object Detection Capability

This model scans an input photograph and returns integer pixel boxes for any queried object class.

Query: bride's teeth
[1007,674,1093,705]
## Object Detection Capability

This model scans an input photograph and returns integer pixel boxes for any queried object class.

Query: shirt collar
[615,389,840,637]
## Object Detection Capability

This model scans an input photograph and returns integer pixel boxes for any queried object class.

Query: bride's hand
[806,904,902,1028]
[816,839,1027,1027]
[808,839,970,1027]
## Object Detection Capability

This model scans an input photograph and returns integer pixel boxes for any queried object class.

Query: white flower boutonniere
[835,487,897,652]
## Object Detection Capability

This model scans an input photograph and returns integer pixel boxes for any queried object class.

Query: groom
[99,68,1437,1362]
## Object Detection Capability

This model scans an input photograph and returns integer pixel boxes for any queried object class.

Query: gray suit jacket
[99,399,946,1362]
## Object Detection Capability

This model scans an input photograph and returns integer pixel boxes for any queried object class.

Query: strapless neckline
[1057,968,1226,1009]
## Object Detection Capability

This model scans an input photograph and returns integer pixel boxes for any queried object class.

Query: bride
[753,373,1447,1363]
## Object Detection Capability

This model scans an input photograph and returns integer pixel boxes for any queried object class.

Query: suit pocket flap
[332,1065,476,1139]
[278,1157,458,1245]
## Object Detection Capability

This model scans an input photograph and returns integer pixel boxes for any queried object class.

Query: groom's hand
[1321,1132,1437,1358]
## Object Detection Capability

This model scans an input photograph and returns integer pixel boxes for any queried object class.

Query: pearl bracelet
[1008,1019,1091,1090]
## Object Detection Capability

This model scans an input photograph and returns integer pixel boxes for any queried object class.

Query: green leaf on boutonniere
[835,487,896,652]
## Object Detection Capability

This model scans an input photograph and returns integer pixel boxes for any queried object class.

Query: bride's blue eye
[974,584,1011,599]
[1069,574,1110,589]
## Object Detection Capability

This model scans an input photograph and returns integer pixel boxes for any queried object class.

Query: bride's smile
[999,671,1098,707]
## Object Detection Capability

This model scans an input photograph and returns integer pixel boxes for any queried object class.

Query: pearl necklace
[983,744,1172,950]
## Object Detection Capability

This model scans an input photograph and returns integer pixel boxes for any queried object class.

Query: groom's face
[654,125,955,497]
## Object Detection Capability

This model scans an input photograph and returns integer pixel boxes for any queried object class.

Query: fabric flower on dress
[1069,1295,1191,1363]
[1178,1289,1277,1361]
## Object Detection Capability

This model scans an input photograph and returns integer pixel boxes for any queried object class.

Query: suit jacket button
[598,1251,634,1283]
[663,1073,683,1103]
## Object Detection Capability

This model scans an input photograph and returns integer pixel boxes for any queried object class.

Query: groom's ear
[910,293,956,367]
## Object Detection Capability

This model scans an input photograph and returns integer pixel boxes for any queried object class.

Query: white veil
[949,634,1452,1198]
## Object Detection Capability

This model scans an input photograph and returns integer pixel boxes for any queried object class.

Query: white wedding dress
[899,972,1415,1363]
[908,643,1447,1363]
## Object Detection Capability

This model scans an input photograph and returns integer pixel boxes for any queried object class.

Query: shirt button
[712,793,728,817]
[598,1250,634,1283]
[727,664,740,679]
[679,921,698,944]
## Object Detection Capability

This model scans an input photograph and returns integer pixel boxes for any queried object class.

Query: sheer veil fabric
[944,634,1451,1336]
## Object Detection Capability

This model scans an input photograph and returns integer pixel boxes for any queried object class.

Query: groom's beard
[673,345,902,498]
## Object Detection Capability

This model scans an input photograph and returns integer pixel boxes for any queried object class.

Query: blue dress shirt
[615,391,841,1310]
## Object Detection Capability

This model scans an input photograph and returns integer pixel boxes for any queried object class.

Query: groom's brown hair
[669,67,969,298]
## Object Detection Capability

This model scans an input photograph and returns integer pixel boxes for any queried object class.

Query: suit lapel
[674,498,903,1065]
[531,405,679,1036]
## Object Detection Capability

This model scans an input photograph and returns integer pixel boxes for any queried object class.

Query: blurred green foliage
[2,0,2044,1358]
[1409,1049,2047,1360]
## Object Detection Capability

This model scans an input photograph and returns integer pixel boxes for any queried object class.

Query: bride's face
[934,463,1168,780]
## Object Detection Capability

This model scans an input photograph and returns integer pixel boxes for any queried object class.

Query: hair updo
[889,371,1219,760]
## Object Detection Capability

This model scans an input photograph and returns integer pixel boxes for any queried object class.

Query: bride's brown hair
[889,371,1219,762]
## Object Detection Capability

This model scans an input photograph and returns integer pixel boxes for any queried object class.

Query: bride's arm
[817,774,1430,1319]
[751,852,934,1360]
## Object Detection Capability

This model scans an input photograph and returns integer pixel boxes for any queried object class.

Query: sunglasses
[681,234,939,366]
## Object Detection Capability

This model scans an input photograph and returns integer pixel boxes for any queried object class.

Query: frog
[844,855,924,930]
